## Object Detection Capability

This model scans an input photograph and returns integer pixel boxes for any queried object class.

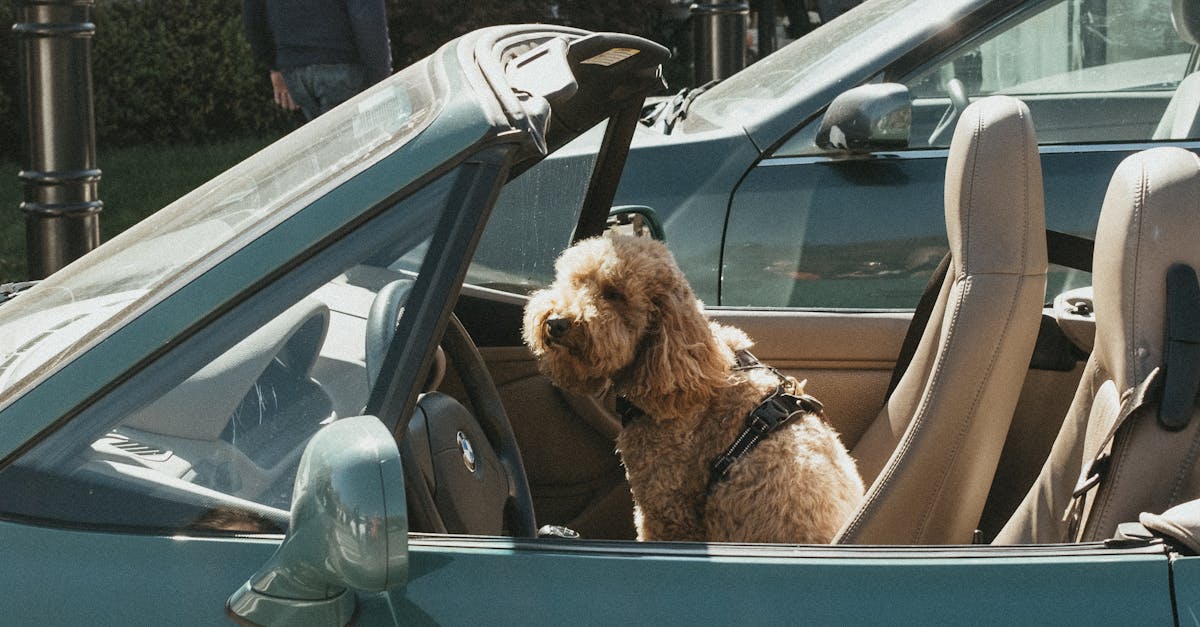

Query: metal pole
[14,0,102,280]
[757,1,776,58]
[690,0,748,84]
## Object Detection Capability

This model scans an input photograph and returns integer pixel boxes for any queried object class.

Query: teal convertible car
[3,1,1200,624]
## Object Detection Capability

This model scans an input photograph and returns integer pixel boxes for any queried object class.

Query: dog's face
[523,236,681,396]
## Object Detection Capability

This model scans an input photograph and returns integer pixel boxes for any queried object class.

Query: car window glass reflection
[0,62,441,408]
[0,173,460,535]
[467,126,600,293]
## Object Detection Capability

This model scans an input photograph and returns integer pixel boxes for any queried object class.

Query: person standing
[243,0,393,120]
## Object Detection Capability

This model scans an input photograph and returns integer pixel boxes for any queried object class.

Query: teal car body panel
[1172,555,1200,624]
[396,539,1177,624]
[3,520,279,624]
[0,520,1178,624]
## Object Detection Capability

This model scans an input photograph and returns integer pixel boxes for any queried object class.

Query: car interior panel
[451,344,639,539]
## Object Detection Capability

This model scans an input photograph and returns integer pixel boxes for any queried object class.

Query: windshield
[687,0,974,128]
[0,59,444,405]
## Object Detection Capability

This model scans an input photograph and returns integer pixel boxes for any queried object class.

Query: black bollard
[14,0,102,279]
[690,0,748,84]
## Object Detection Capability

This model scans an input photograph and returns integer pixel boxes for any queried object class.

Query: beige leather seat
[835,95,1048,544]
[996,146,1200,544]
[1153,0,1200,140]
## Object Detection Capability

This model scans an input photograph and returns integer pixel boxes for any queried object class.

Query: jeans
[281,64,368,120]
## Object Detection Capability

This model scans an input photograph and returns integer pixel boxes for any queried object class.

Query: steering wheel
[367,279,537,537]
[928,77,970,146]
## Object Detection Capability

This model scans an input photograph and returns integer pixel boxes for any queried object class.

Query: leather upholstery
[1172,0,1200,46]
[1152,0,1200,139]
[836,96,1048,544]
[997,147,1200,543]
[1152,72,1200,140]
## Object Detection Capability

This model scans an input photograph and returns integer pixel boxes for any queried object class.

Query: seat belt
[1062,366,1162,541]
[1061,263,1200,540]
[885,229,1095,401]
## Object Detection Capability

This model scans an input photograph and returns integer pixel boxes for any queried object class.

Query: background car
[0,3,1199,626]
[483,0,1194,309]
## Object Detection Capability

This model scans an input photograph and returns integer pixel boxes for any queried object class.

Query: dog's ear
[625,282,730,418]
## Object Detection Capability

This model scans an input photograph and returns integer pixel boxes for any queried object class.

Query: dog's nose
[545,317,572,340]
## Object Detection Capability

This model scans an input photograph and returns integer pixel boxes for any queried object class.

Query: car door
[720,0,1199,537]
[392,537,1177,624]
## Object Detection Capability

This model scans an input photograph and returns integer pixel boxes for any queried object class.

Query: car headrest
[944,95,1046,277]
[1093,147,1200,392]
[1174,0,1200,46]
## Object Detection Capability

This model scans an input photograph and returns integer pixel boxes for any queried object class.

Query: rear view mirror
[816,83,911,154]
[227,415,407,626]
[607,205,665,240]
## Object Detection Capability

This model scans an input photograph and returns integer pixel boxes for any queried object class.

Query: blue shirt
[243,0,392,85]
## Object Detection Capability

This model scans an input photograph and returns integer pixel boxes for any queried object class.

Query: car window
[0,172,460,535]
[466,125,601,294]
[906,0,1195,148]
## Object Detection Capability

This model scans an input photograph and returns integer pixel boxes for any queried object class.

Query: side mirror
[815,83,911,154]
[227,415,408,626]
[607,205,665,240]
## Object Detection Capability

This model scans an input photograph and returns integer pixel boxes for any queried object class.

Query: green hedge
[0,0,296,162]
[0,2,19,164]
[0,0,682,163]
[91,0,296,147]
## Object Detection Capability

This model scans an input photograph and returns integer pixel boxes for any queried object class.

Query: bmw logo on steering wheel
[457,431,477,473]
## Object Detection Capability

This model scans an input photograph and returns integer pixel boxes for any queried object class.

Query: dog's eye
[602,286,625,302]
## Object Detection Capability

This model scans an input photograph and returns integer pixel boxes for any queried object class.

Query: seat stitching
[1085,417,1136,540]
[914,275,1027,542]
[840,107,985,542]
[1127,159,1149,388]
[961,102,983,273]
[914,103,1034,541]
[1087,159,1148,539]
[1019,104,1031,276]
[838,272,966,542]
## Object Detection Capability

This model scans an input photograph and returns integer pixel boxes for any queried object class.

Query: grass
[0,136,275,282]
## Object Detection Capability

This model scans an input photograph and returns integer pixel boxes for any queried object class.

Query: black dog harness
[617,349,825,495]
[706,385,824,494]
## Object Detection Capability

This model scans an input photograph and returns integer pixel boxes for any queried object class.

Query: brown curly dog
[523,235,863,543]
